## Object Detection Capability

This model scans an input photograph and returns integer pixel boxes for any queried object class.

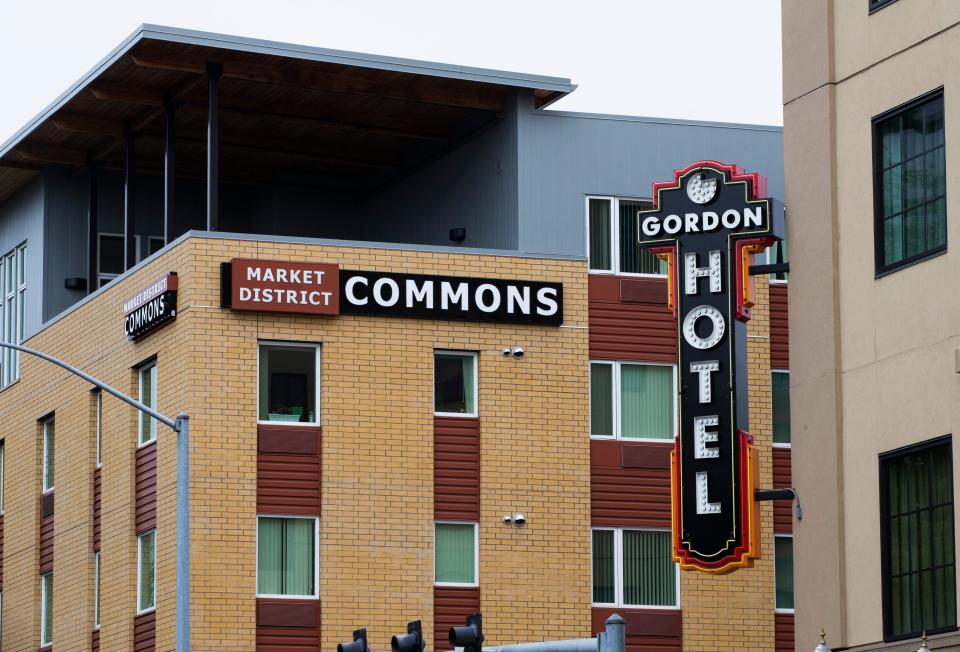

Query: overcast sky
[0,0,782,145]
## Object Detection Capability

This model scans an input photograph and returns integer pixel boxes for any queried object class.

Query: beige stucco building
[783,1,960,650]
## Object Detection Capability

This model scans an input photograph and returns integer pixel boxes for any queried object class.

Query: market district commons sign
[639,161,783,574]
[221,259,563,326]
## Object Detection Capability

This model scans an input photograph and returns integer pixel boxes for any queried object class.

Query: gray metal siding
[516,107,784,257]
[0,177,44,338]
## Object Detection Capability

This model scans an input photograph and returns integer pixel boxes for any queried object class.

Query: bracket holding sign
[638,160,784,574]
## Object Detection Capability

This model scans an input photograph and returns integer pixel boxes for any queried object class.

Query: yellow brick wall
[0,235,591,651]
[679,274,777,651]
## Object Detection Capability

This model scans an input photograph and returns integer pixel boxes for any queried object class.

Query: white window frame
[589,360,677,442]
[586,196,665,278]
[591,527,680,609]
[772,369,791,449]
[138,361,158,447]
[766,240,789,285]
[42,416,54,493]
[774,534,795,614]
[0,242,27,388]
[434,521,479,588]
[136,530,157,614]
[257,341,321,427]
[40,571,53,646]
[433,351,479,419]
[94,551,101,629]
[255,514,320,599]
[95,391,102,467]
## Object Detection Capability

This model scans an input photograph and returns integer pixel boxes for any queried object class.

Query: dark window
[881,437,956,640]
[869,0,899,11]
[772,371,791,445]
[775,535,794,610]
[258,344,318,423]
[874,89,946,274]
[618,199,662,274]
[434,352,476,415]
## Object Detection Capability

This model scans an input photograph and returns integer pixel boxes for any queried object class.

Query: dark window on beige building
[873,89,946,275]
[880,436,956,640]
[869,0,899,12]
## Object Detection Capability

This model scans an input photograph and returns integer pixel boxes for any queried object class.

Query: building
[783,1,959,651]
[0,25,789,651]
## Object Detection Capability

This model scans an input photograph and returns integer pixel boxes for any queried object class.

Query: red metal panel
[775,612,795,652]
[434,417,480,521]
[135,442,157,534]
[589,276,676,364]
[592,441,671,528]
[134,610,156,652]
[93,467,102,551]
[591,607,681,652]
[92,628,100,652]
[256,598,321,651]
[773,448,793,534]
[434,586,481,652]
[257,425,321,516]
[40,512,54,573]
[770,284,789,369]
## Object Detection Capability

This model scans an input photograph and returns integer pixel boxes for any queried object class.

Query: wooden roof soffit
[130,47,504,112]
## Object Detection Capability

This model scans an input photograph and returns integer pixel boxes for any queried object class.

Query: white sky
[0,0,782,145]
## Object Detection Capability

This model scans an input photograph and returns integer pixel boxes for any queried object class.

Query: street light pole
[0,341,191,651]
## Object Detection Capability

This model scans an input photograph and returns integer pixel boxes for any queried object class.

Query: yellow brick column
[680,274,776,651]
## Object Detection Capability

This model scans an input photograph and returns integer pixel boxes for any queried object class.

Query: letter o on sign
[373,277,400,307]
[682,305,726,350]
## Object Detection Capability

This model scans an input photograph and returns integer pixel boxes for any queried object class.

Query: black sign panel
[123,274,178,341]
[639,161,783,573]
[339,270,563,326]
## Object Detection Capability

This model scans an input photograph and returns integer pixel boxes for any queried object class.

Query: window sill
[136,606,156,616]
[256,594,320,600]
[772,442,792,449]
[435,582,479,589]
[590,436,675,444]
[137,438,157,450]
[257,420,320,428]
[0,377,20,395]
[591,603,680,611]
[775,608,795,615]
[868,0,900,14]
[875,246,947,279]
[434,412,478,419]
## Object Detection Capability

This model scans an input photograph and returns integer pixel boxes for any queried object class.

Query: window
[434,352,477,416]
[258,343,319,424]
[94,552,100,629]
[591,361,675,440]
[435,522,478,586]
[42,417,54,492]
[98,234,164,288]
[874,89,946,274]
[881,437,956,640]
[592,528,678,608]
[0,242,26,388]
[137,531,156,612]
[587,196,666,275]
[138,362,157,446]
[772,370,791,446]
[257,516,318,597]
[95,391,102,467]
[775,535,794,611]
[40,571,53,646]
[869,0,899,11]
[767,238,788,282]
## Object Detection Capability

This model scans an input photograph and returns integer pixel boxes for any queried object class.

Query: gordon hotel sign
[639,161,783,573]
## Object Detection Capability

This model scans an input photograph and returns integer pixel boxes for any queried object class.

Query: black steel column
[87,163,98,293]
[164,100,176,244]
[124,127,136,271]
[206,62,222,232]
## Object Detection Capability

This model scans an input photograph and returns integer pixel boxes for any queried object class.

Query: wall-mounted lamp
[501,346,524,358]
[502,514,527,527]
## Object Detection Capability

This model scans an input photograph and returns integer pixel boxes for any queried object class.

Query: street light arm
[0,340,178,430]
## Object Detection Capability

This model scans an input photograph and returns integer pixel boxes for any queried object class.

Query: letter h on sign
[638,161,784,574]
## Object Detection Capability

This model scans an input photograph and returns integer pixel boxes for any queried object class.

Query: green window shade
[434,354,476,415]
[623,530,676,606]
[259,345,318,423]
[772,372,791,445]
[590,364,613,437]
[618,199,665,274]
[139,364,157,445]
[258,517,316,596]
[41,572,53,644]
[621,365,673,440]
[138,531,156,611]
[436,523,476,584]
[877,93,946,270]
[775,537,794,610]
[589,198,612,271]
[592,530,615,604]
[883,441,955,638]
[43,419,54,491]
